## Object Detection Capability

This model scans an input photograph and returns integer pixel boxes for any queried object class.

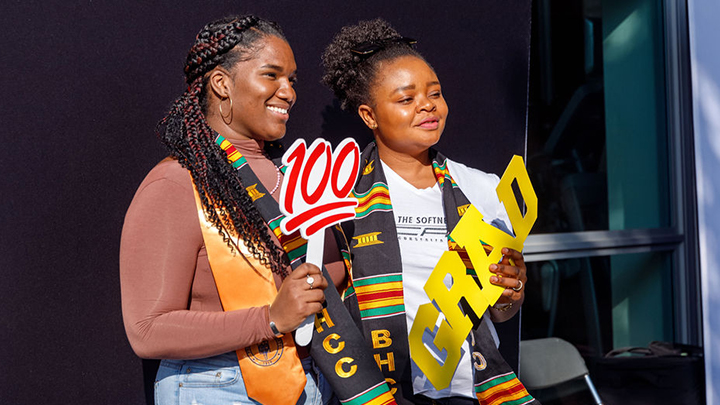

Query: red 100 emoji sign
[279,138,360,239]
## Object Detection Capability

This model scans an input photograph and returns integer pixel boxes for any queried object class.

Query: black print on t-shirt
[396,215,447,242]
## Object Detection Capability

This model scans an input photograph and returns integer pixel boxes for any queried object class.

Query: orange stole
[192,185,305,404]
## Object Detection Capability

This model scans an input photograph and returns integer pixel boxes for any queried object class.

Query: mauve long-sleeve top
[120,137,345,360]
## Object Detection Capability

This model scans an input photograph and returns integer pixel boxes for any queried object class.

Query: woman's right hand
[268,263,328,334]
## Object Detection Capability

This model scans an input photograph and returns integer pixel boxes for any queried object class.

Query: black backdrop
[0,1,531,403]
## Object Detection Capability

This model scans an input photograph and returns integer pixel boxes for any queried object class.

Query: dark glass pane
[521,251,674,358]
[527,0,670,233]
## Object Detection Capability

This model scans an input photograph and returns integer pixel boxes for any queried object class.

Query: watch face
[270,321,283,337]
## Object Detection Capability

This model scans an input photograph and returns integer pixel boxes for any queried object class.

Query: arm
[446,159,527,322]
[120,167,276,359]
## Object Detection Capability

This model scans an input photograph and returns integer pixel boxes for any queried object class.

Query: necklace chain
[268,164,281,194]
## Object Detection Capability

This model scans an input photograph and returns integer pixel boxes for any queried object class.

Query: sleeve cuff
[262,305,277,340]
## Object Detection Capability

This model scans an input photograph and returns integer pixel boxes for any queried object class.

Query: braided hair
[321,18,427,112]
[156,15,290,277]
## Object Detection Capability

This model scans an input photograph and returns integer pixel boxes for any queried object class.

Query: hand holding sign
[279,138,360,346]
[408,155,537,389]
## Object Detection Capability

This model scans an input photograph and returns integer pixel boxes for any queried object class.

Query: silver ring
[512,279,523,292]
[306,275,315,289]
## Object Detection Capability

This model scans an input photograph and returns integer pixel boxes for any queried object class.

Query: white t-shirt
[381,159,510,399]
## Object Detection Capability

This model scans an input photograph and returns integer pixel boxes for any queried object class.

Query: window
[522,0,698,362]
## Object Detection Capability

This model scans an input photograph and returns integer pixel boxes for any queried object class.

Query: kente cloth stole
[204,135,396,405]
[344,142,536,405]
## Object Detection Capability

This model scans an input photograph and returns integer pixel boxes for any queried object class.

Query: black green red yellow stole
[209,135,396,405]
[344,142,537,405]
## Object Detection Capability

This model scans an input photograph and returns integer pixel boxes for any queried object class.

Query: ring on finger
[512,279,523,292]
[306,275,315,290]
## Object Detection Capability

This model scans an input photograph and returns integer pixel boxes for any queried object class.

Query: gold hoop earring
[219,97,233,125]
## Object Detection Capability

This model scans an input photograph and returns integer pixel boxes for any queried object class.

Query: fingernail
[502,248,508,254]
[490,277,498,283]
[490,264,497,271]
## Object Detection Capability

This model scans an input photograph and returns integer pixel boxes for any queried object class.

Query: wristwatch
[269,321,284,338]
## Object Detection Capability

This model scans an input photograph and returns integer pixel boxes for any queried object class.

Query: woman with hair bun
[120,15,343,404]
[322,19,538,405]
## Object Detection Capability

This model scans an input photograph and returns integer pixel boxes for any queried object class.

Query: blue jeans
[155,352,336,405]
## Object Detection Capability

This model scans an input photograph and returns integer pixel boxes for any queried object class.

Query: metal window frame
[524,229,683,262]
[664,0,701,346]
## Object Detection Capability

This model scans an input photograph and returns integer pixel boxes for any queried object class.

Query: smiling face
[210,35,297,142]
[359,56,448,158]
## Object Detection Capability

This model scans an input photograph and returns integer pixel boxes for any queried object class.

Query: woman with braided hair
[120,15,343,404]
[322,19,538,404]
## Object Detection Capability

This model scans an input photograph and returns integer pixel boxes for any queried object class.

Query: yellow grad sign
[408,155,537,390]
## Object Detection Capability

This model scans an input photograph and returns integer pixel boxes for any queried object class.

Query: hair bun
[321,18,422,112]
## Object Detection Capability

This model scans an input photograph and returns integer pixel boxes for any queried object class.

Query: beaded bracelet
[493,302,513,312]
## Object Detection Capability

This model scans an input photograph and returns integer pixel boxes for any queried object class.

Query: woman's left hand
[488,247,526,306]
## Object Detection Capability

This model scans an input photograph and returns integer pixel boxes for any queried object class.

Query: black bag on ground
[591,341,705,405]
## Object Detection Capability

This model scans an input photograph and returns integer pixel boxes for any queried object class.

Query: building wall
[688,0,720,402]
[0,2,531,403]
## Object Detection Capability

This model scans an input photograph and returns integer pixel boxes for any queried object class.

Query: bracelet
[269,321,284,338]
[493,302,513,312]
